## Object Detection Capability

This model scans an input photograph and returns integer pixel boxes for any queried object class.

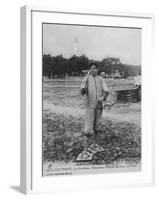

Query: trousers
[84,107,103,134]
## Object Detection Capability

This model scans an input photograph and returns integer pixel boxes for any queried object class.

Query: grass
[42,78,141,167]
[43,112,141,165]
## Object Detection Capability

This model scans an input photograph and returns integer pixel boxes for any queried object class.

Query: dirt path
[43,102,140,125]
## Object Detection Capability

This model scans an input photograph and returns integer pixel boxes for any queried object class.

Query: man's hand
[81,87,86,95]
[98,96,104,102]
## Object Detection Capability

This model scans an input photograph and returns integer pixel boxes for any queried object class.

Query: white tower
[74,37,79,55]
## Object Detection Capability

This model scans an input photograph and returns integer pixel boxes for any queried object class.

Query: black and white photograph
[42,23,141,176]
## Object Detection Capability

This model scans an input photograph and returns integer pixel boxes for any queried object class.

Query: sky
[43,24,141,65]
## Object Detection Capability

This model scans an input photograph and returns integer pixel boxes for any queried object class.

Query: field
[42,78,141,175]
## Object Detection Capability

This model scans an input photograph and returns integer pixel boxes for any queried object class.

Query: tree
[43,54,141,79]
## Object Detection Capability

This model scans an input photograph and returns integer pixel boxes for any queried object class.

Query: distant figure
[133,75,141,101]
[80,63,109,152]
[133,75,141,87]
[100,72,106,79]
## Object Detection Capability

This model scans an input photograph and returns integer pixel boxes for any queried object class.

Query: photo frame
[20,6,154,194]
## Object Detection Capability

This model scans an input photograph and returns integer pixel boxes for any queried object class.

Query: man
[133,74,141,101]
[80,63,109,152]
[100,71,106,79]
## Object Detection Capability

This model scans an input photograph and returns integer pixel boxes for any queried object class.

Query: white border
[20,6,154,194]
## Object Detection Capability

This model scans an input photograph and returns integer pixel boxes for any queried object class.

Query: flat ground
[42,78,141,174]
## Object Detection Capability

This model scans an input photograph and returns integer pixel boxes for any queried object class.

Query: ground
[42,78,141,174]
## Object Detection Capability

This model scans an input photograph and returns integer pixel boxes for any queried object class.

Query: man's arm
[80,71,91,95]
[101,78,109,100]
[80,76,88,95]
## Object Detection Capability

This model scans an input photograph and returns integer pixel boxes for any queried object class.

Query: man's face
[90,65,98,76]
[101,72,106,78]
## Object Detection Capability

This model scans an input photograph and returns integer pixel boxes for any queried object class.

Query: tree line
[43,54,141,78]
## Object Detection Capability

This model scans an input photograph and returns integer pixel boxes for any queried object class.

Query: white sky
[43,24,141,65]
